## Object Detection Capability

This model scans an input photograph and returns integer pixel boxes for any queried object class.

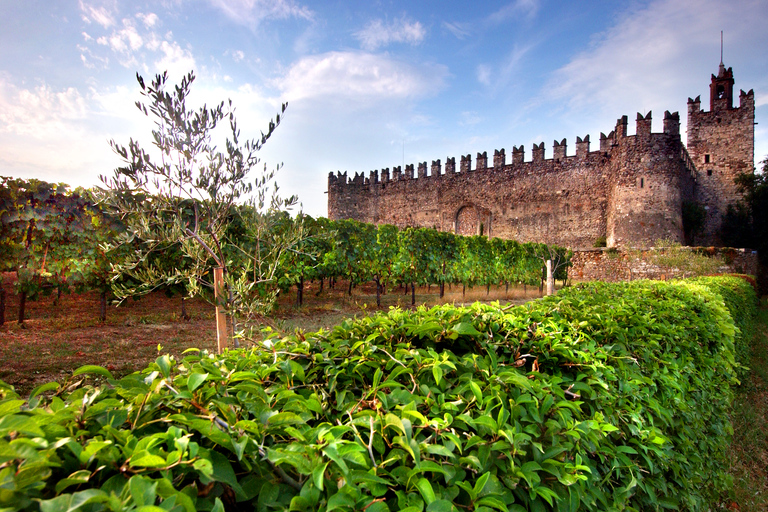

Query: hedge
[686,275,758,378]
[0,277,757,511]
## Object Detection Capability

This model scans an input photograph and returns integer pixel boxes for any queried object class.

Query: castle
[327,63,755,249]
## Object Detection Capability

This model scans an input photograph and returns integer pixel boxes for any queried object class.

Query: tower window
[640,178,644,188]
[717,85,725,99]
[707,169,713,176]
[704,154,710,163]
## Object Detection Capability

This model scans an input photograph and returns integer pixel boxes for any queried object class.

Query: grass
[728,297,768,511]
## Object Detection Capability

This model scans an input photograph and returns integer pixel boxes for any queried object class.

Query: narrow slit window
[640,178,644,188]
[704,154,710,163]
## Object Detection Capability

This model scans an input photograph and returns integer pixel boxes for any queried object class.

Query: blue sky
[2,0,767,217]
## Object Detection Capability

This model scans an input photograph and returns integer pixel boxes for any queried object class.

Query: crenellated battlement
[328,111,683,188]
[328,62,754,250]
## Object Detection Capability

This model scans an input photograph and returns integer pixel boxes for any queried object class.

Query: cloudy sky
[2,0,767,217]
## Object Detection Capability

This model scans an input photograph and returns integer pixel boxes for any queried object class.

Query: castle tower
[687,62,755,245]
[606,112,692,248]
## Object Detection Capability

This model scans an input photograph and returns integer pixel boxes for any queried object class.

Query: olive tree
[100,71,302,350]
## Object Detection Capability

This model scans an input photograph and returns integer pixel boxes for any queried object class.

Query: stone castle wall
[328,65,755,251]
[329,112,693,249]
[687,87,755,245]
[570,247,759,282]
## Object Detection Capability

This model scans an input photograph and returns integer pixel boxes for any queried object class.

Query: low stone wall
[570,247,759,282]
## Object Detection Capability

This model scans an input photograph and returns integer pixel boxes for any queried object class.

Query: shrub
[0,277,755,511]
[686,275,758,378]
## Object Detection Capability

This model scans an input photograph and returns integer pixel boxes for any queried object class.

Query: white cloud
[78,44,109,69]
[154,41,197,79]
[544,0,768,119]
[205,0,313,28]
[442,21,470,40]
[232,50,245,62]
[276,51,446,103]
[477,65,491,86]
[487,0,540,23]
[145,33,161,52]
[476,45,532,91]
[99,19,144,68]
[0,80,88,138]
[354,17,426,51]
[0,78,126,186]
[77,9,197,76]
[79,0,117,28]
[137,12,159,28]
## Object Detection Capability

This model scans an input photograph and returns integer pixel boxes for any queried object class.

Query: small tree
[721,156,768,265]
[529,243,572,295]
[100,71,298,350]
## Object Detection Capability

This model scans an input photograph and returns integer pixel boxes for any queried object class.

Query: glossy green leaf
[72,365,114,380]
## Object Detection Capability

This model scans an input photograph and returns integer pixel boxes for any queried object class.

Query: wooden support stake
[214,267,228,353]
[546,259,555,296]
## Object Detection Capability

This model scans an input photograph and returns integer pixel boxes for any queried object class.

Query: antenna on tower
[720,30,723,64]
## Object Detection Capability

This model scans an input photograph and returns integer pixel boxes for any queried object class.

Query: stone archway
[456,205,482,236]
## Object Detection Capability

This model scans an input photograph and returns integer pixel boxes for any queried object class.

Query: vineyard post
[546,259,554,296]
[214,267,228,353]
[18,290,26,325]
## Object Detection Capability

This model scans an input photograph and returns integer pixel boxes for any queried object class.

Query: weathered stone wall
[606,112,695,247]
[329,112,690,249]
[687,66,755,245]
[328,64,754,251]
[570,247,759,282]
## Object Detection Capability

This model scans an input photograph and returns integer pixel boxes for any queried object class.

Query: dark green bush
[686,275,758,377]
[0,277,756,511]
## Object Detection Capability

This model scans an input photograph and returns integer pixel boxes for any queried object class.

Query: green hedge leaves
[0,276,757,511]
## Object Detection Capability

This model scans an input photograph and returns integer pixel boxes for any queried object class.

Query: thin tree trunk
[99,291,107,322]
[439,281,445,298]
[505,282,509,296]
[411,282,415,306]
[181,296,190,320]
[297,275,304,307]
[214,267,228,353]
[375,277,381,307]
[348,278,353,296]
[486,283,490,295]
[316,277,324,296]
[546,259,554,296]
[18,291,26,325]
[462,283,466,298]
